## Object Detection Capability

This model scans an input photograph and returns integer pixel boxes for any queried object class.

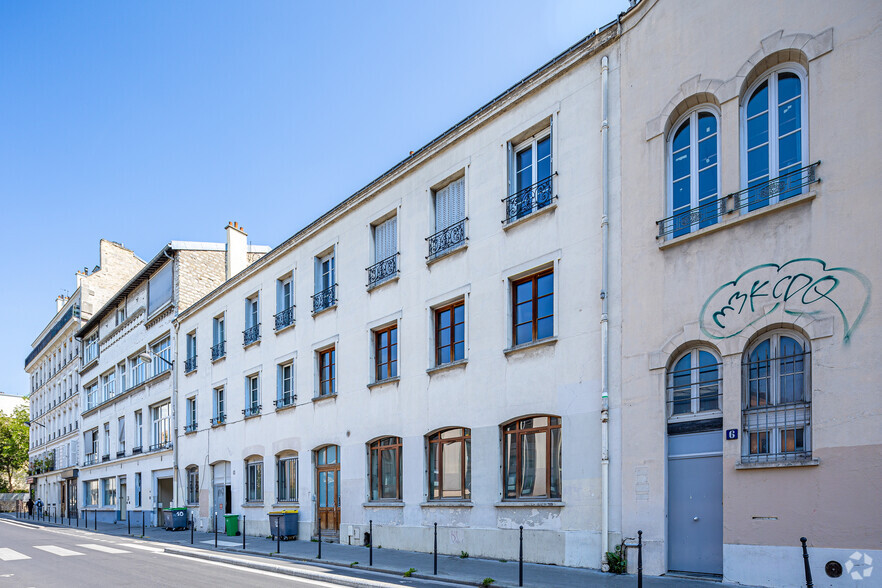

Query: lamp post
[138,349,180,513]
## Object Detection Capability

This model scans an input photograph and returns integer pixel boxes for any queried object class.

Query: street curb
[164,546,476,587]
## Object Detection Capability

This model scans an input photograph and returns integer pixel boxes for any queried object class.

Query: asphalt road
[0,518,453,587]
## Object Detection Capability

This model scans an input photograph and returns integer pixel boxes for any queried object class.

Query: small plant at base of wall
[460,550,469,559]
[606,543,627,574]
[403,568,416,577]
[350,562,358,567]
[482,579,495,586]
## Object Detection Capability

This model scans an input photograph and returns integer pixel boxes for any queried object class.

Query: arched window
[245,456,263,502]
[669,109,720,237]
[502,415,561,500]
[743,66,808,210]
[276,451,298,503]
[186,466,199,504]
[427,428,471,500]
[368,437,401,501]
[667,348,721,418]
[742,331,811,462]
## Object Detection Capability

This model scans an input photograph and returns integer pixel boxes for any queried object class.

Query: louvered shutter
[450,178,465,224]
[375,217,397,261]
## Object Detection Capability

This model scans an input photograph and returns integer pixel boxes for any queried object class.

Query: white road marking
[200,539,240,547]
[77,543,131,554]
[0,519,40,530]
[116,543,164,552]
[0,548,30,561]
[162,553,356,586]
[33,545,84,557]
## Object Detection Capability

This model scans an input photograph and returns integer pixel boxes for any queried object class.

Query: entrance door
[60,484,67,518]
[667,430,723,575]
[119,480,127,521]
[67,480,77,519]
[316,445,340,535]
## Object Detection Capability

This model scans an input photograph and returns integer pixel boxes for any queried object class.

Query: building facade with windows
[173,25,622,568]
[25,240,145,517]
[616,1,882,586]
[76,234,268,524]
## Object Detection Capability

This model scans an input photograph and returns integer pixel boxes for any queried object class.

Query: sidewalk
[5,512,751,587]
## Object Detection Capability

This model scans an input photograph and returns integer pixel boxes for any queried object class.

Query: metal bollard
[93,509,97,530]
[76,508,79,527]
[434,522,438,575]
[369,520,372,566]
[128,511,131,535]
[317,519,322,559]
[800,537,814,588]
[191,515,194,544]
[214,514,218,548]
[54,506,57,524]
[519,525,524,587]
[276,522,280,554]
[242,515,246,550]
[142,511,145,536]
[637,530,643,588]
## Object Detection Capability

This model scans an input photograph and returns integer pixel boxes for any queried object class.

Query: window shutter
[435,184,450,231]
[507,142,515,196]
[276,280,284,312]
[277,366,282,401]
[245,299,251,328]
[375,217,396,261]
[314,258,322,294]
[451,178,465,223]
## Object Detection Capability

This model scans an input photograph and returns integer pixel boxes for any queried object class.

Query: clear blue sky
[0,1,625,396]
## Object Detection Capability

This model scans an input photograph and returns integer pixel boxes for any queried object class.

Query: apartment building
[174,25,621,568]
[617,1,882,586]
[76,236,268,524]
[25,240,144,516]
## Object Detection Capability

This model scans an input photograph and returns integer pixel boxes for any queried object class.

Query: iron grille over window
[211,341,226,361]
[312,285,336,314]
[504,174,556,224]
[427,219,467,260]
[367,254,399,289]
[243,324,260,346]
[274,306,295,330]
[184,355,197,373]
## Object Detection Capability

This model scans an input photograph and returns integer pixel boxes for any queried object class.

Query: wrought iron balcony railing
[367,253,399,289]
[184,422,198,433]
[503,174,556,225]
[132,445,142,455]
[657,162,820,239]
[149,441,172,452]
[184,356,197,373]
[101,454,110,462]
[211,341,226,361]
[243,324,261,346]
[274,394,296,409]
[312,284,337,314]
[116,450,125,458]
[210,413,226,426]
[242,404,262,417]
[274,306,295,331]
[427,218,467,260]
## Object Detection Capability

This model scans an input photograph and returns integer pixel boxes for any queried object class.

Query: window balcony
[101,454,110,463]
[503,174,556,225]
[210,414,226,427]
[367,254,399,289]
[116,450,126,459]
[211,341,226,361]
[657,161,820,240]
[242,405,262,418]
[184,422,198,434]
[312,285,337,314]
[273,394,296,409]
[132,445,142,455]
[149,441,172,452]
[427,219,467,261]
[184,355,197,373]
[243,324,261,346]
[274,306,295,331]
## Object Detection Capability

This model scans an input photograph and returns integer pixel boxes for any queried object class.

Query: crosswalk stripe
[116,543,163,552]
[0,548,30,561]
[33,545,84,557]
[77,543,130,554]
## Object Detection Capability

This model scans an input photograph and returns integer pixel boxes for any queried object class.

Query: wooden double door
[316,445,340,535]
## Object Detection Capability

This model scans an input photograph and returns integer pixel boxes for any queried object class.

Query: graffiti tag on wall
[699,258,871,342]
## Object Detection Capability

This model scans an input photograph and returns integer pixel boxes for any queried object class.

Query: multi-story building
[174,23,622,568]
[25,240,144,516]
[76,234,268,524]
[617,1,882,586]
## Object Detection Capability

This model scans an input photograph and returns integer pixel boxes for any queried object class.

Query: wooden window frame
[319,347,336,397]
[374,325,398,382]
[427,428,470,501]
[502,415,561,501]
[368,436,402,501]
[512,269,553,346]
[434,301,465,366]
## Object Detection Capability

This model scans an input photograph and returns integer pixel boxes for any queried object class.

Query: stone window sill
[367,377,400,390]
[271,503,299,509]
[735,458,820,470]
[426,359,468,376]
[312,304,337,318]
[367,275,399,293]
[503,336,558,356]
[502,201,558,231]
[494,501,565,508]
[313,394,337,404]
[211,355,226,364]
[420,501,473,508]
[243,339,261,350]
[241,502,265,508]
[363,501,404,508]
[426,242,468,267]
[274,323,295,334]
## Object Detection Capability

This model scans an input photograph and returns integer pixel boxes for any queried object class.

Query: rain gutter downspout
[600,53,611,572]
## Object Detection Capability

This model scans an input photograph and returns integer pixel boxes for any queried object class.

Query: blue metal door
[667,430,723,575]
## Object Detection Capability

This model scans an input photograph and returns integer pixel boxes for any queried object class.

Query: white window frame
[134,410,143,449]
[246,374,260,415]
[117,416,125,454]
[213,386,226,424]
[666,347,723,421]
[276,454,298,502]
[667,107,721,229]
[245,459,263,502]
[151,402,171,448]
[187,467,199,505]
[740,64,809,207]
[277,362,294,407]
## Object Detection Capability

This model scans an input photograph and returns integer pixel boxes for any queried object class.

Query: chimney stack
[225,221,248,280]
[56,295,67,312]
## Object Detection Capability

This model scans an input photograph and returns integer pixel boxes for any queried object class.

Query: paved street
[0,517,461,587]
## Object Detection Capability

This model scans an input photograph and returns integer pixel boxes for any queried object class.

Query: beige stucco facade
[617,1,882,586]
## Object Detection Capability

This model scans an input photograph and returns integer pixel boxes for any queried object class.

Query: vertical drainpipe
[169,251,181,509]
[600,53,611,572]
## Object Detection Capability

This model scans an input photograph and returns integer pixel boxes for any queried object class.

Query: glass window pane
[747,81,768,118]
[697,113,716,140]
[778,72,801,104]
[747,144,770,182]
[672,148,690,182]
[439,346,451,364]
[698,135,717,170]
[453,342,464,361]
[747,112,769,149]
[441,440,462,497]
[515,282,532,304]
[537,274,553,297]
[672,178,690,212]
[537,138,552,181]
[454,304,464,323]
[778,96,801,136]
[550,428,561,499]
[673,121,690,152]
[537,295,553,319]
[517,301,533,324]
[778,130,802,170]
[520,431,547,498]
[453,323,464,344]
[439,328,451,347]
[537,317,553,340]
[439,310,450,329]
[327,446,336,464]
[516,323,533,345]
[429,444,439,499]
[698,167,717,200]
[504,434,517,498]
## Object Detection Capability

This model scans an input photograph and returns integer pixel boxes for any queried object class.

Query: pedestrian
[36,497,43,519]
[26,497,34,516]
